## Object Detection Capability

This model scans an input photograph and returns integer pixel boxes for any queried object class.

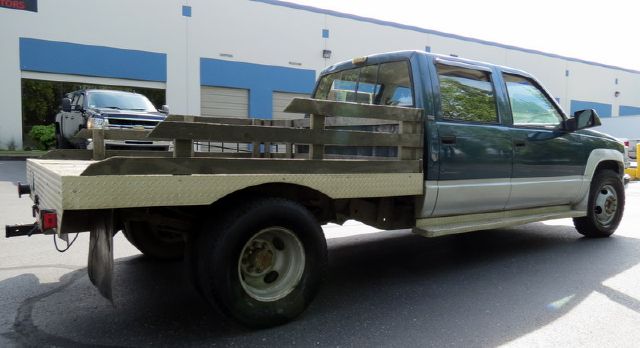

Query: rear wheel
[123,221,185,261]
[573,169,625,238]
[193,198,327,328]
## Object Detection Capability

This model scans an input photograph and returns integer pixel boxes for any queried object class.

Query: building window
[182,5,192,17]
[322,29,329,38]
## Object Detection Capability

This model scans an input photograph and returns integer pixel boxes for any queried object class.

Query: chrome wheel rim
[238,227,305,302]
[594,184,618,226]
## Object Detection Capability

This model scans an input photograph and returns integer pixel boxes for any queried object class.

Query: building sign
[0,0,37,12]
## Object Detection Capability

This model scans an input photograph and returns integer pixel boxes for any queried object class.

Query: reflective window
[314,60,414,106]
[503,73,563,127]
[437,64,498,123]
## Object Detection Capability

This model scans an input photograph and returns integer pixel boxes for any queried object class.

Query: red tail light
[624,140,630,147]
[40,210,58,231]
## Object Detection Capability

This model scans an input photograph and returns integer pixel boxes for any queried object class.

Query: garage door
[201,87,248,118]
[272,92,309,120]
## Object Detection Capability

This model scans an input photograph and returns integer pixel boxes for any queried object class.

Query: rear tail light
[624,140,630,147]
[40,210,58,231]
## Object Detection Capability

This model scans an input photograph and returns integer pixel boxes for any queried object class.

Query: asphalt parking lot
[1,159,639,347]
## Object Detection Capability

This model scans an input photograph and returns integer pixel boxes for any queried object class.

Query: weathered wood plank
[284,98,423,122]
[92,129,106,160]
[174,139,194,157]
[74,128,165,141]
[166,115,293,127]
[41,149,259,160]
[149,121,422,148]
[80,157,422,176]
[309,114,325,159]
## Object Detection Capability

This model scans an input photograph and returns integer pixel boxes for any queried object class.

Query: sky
[288,0,640,71]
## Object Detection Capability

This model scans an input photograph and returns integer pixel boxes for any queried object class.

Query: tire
[573,169,625,238]
[193,198,328,328]
[55,129,72,149]
[123,221,185,261]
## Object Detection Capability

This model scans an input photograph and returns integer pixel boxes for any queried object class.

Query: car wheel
[193,198,328,328]
[573,169,625,238]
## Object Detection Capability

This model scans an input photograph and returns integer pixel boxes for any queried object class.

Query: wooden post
[92,129,106,161]
[398,120,421,160]
[309,113,325,160]
[173,115,194,157]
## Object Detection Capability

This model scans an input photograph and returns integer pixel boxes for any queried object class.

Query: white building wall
[1,0,640,148]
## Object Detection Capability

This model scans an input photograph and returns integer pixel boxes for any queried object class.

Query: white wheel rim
[238,227,306,302]
[594,184,618,226]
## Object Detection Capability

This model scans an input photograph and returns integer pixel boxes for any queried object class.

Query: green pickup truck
[6,50,625,328]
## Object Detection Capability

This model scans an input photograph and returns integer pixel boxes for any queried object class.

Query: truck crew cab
[7,51,626,328]
[55,89,170,150]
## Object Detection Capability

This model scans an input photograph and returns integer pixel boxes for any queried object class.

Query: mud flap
[88,210,114,302]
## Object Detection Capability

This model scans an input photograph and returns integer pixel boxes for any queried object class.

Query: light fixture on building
[615,91,620,97]
[322,49,332,59]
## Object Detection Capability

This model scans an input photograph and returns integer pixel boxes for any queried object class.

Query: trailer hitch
[5,223,42,238]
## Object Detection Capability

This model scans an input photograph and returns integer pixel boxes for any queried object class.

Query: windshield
[87,91,157,112]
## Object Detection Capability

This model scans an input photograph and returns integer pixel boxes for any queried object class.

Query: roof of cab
[320,50,533,79]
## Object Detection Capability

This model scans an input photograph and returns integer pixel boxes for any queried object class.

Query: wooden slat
[149,121,422,148]
[284,98,423,122]
[166,115,293,127]
[309,114,325,159]
[80,157,422,176]
[92,129,106,160]
[41,149,259,160]
[74,128,165,141]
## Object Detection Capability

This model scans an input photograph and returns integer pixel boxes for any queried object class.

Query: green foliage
[440,78,497,123]
[28,124,56,150]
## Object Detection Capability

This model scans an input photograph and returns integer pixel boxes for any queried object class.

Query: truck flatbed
[28,158,423,212]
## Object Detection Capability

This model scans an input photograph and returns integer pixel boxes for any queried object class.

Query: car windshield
[87,91,157,112]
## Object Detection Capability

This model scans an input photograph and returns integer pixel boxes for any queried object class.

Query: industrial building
[1,0,639,149]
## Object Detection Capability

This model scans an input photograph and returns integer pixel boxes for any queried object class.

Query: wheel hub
[237,227,306,302]
[594,184,618,226]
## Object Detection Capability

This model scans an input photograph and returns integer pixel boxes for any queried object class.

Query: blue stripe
[200,58,315,118]
[570,100,612,118]
[19,38,167,82]
[252,0,640,76]
[619,105,640,116]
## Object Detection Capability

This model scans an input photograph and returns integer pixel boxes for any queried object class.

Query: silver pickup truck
[55,89,170,150]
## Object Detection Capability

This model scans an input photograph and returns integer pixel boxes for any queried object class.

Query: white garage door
[272,92,309,120]
[201,86,248,118]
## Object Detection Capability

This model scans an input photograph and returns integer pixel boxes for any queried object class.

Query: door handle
[441,135,456,145]
[513,140,526,147]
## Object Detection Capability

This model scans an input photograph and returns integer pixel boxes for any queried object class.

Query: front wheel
[193,198,328,328]
[573,169,625,237]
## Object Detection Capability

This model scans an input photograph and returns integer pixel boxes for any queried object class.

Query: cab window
[436,64,498,123]
[314,60,414,107]
[503,73,563,127]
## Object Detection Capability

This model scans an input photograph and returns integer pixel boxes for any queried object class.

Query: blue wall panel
[570,100,612,118]
[619,105,640,116]
[200,58,316,118]
[19,38,167,82]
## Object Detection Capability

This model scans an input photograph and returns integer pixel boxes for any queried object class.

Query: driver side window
[503,73,563,127]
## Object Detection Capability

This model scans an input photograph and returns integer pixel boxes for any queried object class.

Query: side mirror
[159,105,170,114]
[61,98,72,112]
[73,104,83,112]
[565,109,602,132]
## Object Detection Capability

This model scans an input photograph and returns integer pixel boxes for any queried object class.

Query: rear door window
[436,63,498,123]
[314,60,414,107]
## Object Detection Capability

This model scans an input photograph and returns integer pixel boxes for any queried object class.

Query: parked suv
[55,89,170,150]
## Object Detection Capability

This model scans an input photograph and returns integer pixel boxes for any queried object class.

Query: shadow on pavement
[3,223,640,347]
